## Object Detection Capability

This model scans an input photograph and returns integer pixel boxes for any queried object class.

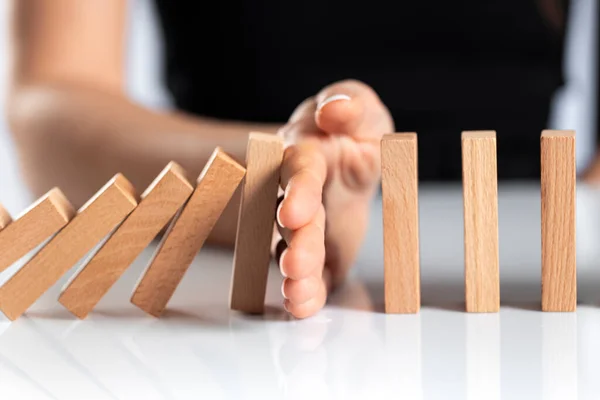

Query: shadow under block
[381,133,420,314]
[541,130,576,312]
[0,203,11,230]
[462,131,500,313]
[0,174,138,321]
[59,163,194,319]
[0,188,75,274]
[131,149,245,317]
[230,133,284,314]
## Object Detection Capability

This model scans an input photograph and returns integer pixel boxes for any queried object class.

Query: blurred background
[0,0,597,214]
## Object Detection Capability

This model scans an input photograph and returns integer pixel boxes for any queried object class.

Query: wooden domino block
[230,133,284,314]
[541,130,576,312]
[381,133,420,314]
[131,149,245,316]
[0,203,11,230]
[58,162,194,318]
[0,188,75,273]
[0,174,137,320]
[462,131,500,313]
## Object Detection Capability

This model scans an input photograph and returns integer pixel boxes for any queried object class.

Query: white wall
[0,0,596,214]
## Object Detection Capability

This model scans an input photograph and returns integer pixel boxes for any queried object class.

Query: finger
[281,274,321,305]
[284,279,327,319]
[277,97,319,147]
[276,204,323,269]
[314,79,393,138]
[274,195,293,243]
[277,143,326,230]
[277,114,323,148]
[279,222,325,280]
[288,97,317,124]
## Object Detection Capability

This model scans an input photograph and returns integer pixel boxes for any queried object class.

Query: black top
[153,0,570,180]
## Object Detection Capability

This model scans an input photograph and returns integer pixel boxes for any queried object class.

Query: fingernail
[281,281,288,299]
[276,197,285,228]
[279,248,289,278]
[317,94,351,112]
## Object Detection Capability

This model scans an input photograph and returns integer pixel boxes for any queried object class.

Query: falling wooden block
[381,133,420,314]
[0,188,75,274]
[541,130,576,312]
[230,133,284,314]
[0,174,138,320]
[131,149,245,317]
[0,203,11,231]
[462,131,500,313]
[58,163,194,318]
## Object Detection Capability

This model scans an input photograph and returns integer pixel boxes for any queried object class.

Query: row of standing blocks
[0,130,575,321]
[382,130,576,314]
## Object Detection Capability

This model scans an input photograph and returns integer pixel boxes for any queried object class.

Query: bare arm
[6,0,279,246]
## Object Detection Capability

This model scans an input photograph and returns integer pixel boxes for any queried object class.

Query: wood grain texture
[59,162,194,318]
[131,149,245,317]
[0,188,75,273]
[0,203,11,230]
[462,131,500,313]
[230,133,284,314]
[381,133,420,314]
[541,130,576,312]
[0,174,138,320]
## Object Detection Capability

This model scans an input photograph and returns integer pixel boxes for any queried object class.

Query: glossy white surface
[0,184,599,399]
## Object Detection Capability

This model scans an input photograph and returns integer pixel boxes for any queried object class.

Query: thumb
[314,80,393,138]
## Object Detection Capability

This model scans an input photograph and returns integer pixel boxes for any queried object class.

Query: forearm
[7,83,280,246]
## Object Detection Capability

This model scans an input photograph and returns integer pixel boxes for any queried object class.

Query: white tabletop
[0,183,599,400]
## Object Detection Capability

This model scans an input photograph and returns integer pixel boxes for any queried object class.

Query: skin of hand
[275,80,394,318]
[582,154,600,184]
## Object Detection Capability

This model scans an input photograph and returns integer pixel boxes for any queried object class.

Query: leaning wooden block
[541,130,576,312]
[462,131,500,313]
[0,174,138,320]
[381,133,420,314]
[59,163,193,319]
[0,203,11,231]
[0,188,75,274]
[230,133,284,314]
[131,149,245,317]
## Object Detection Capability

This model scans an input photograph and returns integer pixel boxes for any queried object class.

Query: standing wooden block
[0,188,75,274]
[230,133,284,314]
[59,162,194,318]
[462,131,500,313]
[0,203,11,231]
[541,130,576,312]
[0,174,138,320]
[381,133,420,314]
[131,149,245,317]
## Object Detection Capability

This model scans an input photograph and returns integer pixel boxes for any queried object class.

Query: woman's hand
[276,80,394,318]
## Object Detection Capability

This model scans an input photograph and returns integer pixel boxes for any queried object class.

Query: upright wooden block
[131,149,245,317]
[0,203,11,230]
[541,130,576,312]
[0,188,75,273]
[462,131,500,313]
[59,163,194,318]
[0,174,138,320]
[381,133,420,314]
[230,133,284,314]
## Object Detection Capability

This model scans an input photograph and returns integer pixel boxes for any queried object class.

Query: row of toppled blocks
[0,132,283,321]
[0,129,576,321]
[382,130,576,314]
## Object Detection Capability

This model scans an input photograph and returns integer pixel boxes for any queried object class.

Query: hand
[275,80,394,318]
[582,150,600,184]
